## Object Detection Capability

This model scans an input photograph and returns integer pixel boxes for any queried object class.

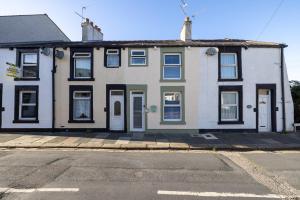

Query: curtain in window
[221,54,235,65]
[73,99,90,119]
[107,55,119,66]
[221,92,238,120]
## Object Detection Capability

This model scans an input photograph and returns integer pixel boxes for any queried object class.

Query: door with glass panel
[109,90,124,131]
[130,92,145,132]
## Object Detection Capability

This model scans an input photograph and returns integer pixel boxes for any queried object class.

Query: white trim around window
[221,91,239,121]
[163,92,182,121]
[220,53,238,79]
[73,52,92,79]
[72,91,92,120]
[163,53,181,80]
[130,49,146,65]
[21,52,38,78]
[19,91,37,120]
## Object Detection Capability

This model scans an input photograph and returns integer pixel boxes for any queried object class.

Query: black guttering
[52,47,56,131]
[280,44,288,132]
[0,40,285,49]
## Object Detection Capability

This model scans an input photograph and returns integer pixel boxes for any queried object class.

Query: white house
[0,14,70,131]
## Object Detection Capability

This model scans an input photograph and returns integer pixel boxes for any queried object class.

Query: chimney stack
[81,18,103,41]
[180,17,192,41]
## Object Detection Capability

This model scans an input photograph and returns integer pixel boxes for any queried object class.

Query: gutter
[280,44,287,133]
[51,47,56,131]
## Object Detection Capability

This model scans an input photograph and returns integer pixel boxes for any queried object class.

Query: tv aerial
[74,6,86,22]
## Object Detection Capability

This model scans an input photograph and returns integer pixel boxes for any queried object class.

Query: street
[0,150,299,200]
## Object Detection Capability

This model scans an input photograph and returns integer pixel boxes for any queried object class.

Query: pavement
[0,131,299,151]
[0,150,299,200]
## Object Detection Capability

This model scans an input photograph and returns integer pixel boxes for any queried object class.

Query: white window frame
[73,52,92,79]
[21,52,38,78]
[163,92,182,121]
[221,91,239,121]
[106,49,120,67]
[130,49,146,65]
[220,53,238,79]
[19,91,37,120]
[73,91,92,120]
[163,53,181,80]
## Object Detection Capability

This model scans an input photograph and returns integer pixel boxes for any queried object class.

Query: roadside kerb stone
[121,142,147,150]
[169,142,190,150]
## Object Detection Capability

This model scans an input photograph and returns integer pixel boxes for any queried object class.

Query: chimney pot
[81,19,103,41]
[180,17,192,41]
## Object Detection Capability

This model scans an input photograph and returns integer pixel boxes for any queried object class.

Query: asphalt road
[0,150,299,200]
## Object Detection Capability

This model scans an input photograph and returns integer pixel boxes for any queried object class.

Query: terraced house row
[0,14,294,133]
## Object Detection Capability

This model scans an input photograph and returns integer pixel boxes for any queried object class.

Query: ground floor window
[14,85,39,123]
[160,86,185,124]
[221,91,238,121]
[69,85,94,123]
[218,85,243,124]
[163,92,181,121]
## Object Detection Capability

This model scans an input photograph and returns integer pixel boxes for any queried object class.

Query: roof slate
[0,14,70,43]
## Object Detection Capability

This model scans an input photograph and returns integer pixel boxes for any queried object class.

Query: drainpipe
[51,47,56,132]
[280,44,287,133]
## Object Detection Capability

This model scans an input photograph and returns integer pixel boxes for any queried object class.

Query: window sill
[105,66,120,68]
[218,78,243,82]
[68,120,95,123]
[14,78,40,81]
[160,79,186,83]
[128,65,148,67]
[68,78,95,81]
[160,121,186,125]
[218,121,244,125]
[13,119,39,123]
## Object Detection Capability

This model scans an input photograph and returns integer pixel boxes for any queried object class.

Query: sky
[0,0,299,80]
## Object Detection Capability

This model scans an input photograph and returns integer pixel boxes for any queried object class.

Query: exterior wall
[0,48,53,129]
[198,47,294,132]
[54,46,294,132]
[55,47,200,132]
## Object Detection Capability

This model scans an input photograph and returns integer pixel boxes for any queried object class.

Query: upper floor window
[19,51,39,79]
[130,49,146,66]
[163,53,181,80]
[218,47,242,81]
[106,49,120,67]
[220,53,237,79]
[73,52,92,78]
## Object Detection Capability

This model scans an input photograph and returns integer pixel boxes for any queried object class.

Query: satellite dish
[55,50,64,59]
[206,47,219,56]
[41,48,50,56]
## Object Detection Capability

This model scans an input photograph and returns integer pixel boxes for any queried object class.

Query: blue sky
[1,0,299,80]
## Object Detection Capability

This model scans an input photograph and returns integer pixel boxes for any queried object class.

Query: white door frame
[130,91,145,132]
[109,90,124,131]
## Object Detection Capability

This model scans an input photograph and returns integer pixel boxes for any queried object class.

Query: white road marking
[157,190,286,198]
[0,188,79,193]
[201,133,218,140]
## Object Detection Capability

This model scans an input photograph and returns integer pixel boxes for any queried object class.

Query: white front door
[130,92,145,132]
[110,91,124,131]
[258,90,272,132]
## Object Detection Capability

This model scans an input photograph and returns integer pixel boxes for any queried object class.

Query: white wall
[0,48,53,129]
[198,47,294,131]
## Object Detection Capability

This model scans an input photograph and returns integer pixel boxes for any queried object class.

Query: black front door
[0,84,2,128]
